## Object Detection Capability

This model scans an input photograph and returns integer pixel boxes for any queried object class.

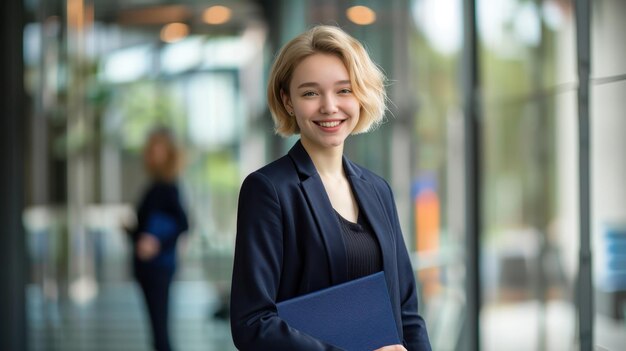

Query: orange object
[415,189,441,298]
[415,189,440,252]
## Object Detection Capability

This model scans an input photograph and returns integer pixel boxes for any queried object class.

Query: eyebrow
[296,80,351,89]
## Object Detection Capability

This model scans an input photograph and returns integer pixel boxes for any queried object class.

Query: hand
[374,345,407,351]
[136,233,160,261]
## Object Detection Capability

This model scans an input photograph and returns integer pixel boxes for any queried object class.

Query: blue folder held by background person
[145,212,178,241]
[276,271,401,351]
[143,212,180,267]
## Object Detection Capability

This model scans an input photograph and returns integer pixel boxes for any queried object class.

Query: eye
[302,91,318,97]
[338,88,352,94]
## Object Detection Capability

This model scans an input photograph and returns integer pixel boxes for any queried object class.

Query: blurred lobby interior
[1,0,626,350]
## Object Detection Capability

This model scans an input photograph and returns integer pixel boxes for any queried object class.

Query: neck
[300,138,344,178]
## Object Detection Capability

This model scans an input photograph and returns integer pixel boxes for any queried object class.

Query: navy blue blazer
[230,140,431,351]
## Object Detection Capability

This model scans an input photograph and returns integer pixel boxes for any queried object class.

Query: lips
[316,120,341,128]
[313,119,345,127]
[311,118,347,134]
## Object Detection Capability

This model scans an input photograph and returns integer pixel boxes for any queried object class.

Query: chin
[301,130,351,150]
[319,135,348,148]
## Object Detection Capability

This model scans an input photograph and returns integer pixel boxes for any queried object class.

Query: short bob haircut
[267,25,387,137]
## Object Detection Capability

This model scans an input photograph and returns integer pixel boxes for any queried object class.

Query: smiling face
[281,53,360,151]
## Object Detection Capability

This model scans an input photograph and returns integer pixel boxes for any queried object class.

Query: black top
[335,210,383,281]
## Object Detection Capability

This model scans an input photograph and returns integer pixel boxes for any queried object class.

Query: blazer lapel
[301,176,348,284]
[289,141,348,285]
[344,159,396,280]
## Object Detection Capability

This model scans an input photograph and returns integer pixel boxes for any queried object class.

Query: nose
[319,94,338,115]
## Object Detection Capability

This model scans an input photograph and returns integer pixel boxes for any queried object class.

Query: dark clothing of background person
[230,141,431,351]
[131,181,188,351]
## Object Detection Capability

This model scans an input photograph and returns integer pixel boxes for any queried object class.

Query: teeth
[318,121,341,128]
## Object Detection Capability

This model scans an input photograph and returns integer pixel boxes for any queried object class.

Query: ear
[280,89,293,112]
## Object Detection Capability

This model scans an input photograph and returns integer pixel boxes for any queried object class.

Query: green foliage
[115,80,187,152]
[203,150,240,191]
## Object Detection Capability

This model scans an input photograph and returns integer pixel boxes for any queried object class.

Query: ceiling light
[346,5,376,26]
[203,5,232,25]
[161,22,189,43]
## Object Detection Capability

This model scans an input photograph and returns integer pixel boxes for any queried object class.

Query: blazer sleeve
[230,172,343,351]
[384,181,432,351]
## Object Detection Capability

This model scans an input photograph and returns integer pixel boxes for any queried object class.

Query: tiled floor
[482,300,626,351]
[27,279,236,351]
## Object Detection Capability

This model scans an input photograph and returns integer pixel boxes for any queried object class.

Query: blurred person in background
[126,127,189,351]
[230,25,431,351]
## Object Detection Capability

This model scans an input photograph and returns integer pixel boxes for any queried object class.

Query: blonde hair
[267,25,387,137]
[144,127,183,181]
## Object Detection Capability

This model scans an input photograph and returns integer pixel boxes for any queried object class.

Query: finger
[374,346,407,351]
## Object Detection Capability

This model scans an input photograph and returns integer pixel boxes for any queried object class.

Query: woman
[129,127,189,351]
[230,26,431,351]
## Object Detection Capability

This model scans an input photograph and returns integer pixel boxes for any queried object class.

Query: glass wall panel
[591,1,626,349]
[23,1,266,350]
[591,0,626,79]
[477,0,578,350]
[591,81,626,351]
[478,0,577,98]
[480,91,578,351]
[409,0,466,349]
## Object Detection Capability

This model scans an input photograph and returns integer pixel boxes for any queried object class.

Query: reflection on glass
[592,78,626,350]
[591,1,626,79]
[478,0,579,349]
[410,0,465,349]
[101,45,153,83]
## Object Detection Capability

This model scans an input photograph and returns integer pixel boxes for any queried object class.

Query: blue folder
[145,212,178,241]
[277,271,401,351]
[142,212,180,267]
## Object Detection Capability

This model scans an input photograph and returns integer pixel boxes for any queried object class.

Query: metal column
[575,0,593,350]
[462,0,482,350]
[0,0,27,349]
